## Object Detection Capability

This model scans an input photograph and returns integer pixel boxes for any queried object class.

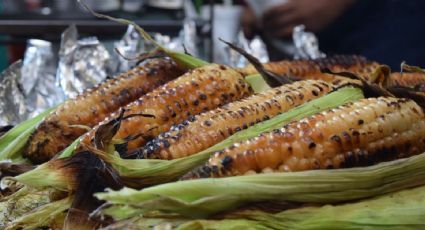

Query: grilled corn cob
[239,55,380,82]
[139,79,358,160]
[25,58,182,163]
[187,97,425,178]
[390,72,425,89]
[79,64,253,153]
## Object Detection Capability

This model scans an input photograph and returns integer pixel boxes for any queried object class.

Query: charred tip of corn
[14,152,108,191]
[218,38,292,87]
[14,162,78,191]
[65,151,122,229]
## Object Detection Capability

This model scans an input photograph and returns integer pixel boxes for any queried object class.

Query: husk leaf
[5,196,71,230]
[96,150,425,218]
[244,74,272,93]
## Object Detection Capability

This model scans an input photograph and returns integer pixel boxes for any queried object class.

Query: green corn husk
[5,197,71,230]
[244,74,272,93]
[177,184,425,230]
[14,161,78,191]
[96,87,363,188]
[58,138,81,159]
[100,184,425,230]
[96,149,425,219]
[0,107,55,162]
[100,215,265,230]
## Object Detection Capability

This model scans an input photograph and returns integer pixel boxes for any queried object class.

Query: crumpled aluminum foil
[0,61,27,126]
[292,25,326,60]
[229,31,269,68]
[181,19,199,57]
[154,18,199,56]
[21,39,65,118]
[111,25,145,74]
[0,38,66,125]
[57,25,111,98]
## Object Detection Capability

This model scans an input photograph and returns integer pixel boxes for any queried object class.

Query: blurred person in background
[242,0,425,69]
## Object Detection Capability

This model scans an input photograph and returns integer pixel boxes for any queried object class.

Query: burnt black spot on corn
[139,79,355,160]
[238,55,380,82]
[80,64,253,154]
[25,58,182,164]
[186,97,425,178]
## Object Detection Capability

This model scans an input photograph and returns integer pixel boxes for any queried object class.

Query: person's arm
[262,0,355,38]
[241,6,259,40]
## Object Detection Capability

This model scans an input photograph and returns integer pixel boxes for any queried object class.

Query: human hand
[241,6,260,40]
[262,0,354,38]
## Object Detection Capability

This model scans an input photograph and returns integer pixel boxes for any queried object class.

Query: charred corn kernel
[239,55,380,82]
[390,72,425,88]
[139,79,357,160]
[79,64,253,153]
[187,97,425,178]
[25,58,182,164]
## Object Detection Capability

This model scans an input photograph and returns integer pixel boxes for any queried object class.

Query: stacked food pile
[0,23,424,230]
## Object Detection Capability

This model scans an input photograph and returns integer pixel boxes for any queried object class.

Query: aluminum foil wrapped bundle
[21,39,65,118]
[292,25,326,60]
[0,61,27,126]
[0,38,65,125]
[154,19,199,56]
[57,25,111,98]
[181,19,199,57]
[229,31,269,68]
[111,25,145,74]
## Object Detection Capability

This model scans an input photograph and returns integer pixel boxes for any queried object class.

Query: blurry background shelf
[0,8,208,43]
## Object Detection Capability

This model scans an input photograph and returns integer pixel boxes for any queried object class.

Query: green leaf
[58,138,81,159]
[244,74,272,93]
[166,51,209,69]
[108,185,425,229]
[97,151,425,218]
